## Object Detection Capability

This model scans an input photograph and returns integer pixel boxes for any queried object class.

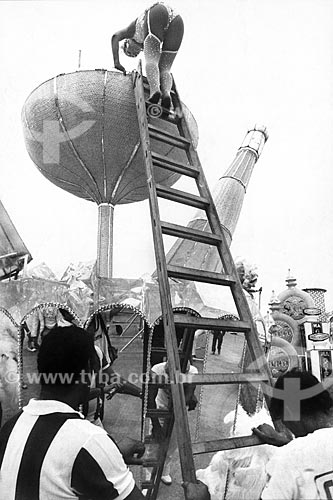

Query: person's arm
[184,367,198,411]
[124,485,146,499]
[115,436,145,465]
[30,311,39,338]
[252,422,293,447]
[39,310,45,334]
[111,21,136,74]
[147,369,165,442]
[184,383,198,411]
[102,365,142,398]
[182,481,211,500]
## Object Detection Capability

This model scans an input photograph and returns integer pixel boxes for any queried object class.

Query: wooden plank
[173,314,250,332]
[141,482,154,490]
[146,409,171,418]
[156,184,209,210]
[167,264,235,286]
[148,372,269,386]
[179,372,269,385]
[161,221,222,246]
[192,434,264,455]
[148,124,191,149]
[152,151,199,178]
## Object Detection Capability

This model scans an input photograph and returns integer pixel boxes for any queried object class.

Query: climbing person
[111,2,184,109]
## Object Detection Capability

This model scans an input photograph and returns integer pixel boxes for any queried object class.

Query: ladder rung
[151,347,188,358]
[156,185,209,210]
[152,152,199,178]
[142,457,159,467]
[161,221,222,246]
[141,481,154,490]
[144,435,158,444]
[148,124,191,150]
[151,347,167,353]
[156,184,209,210]
[167,264,236,286]
[148,371,268,388]
[173,314,250,332]
[142,442,160,466]
[143,80,176,96]
[145,101,179,124]
[146,409,172,418]
[192,434,265,455]
[180,372,270,385]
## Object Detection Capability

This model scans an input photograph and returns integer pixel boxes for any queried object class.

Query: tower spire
[165,125,268,271]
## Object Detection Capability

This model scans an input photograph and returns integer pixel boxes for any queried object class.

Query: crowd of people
[0,324,209,499]
[1,319,332,499]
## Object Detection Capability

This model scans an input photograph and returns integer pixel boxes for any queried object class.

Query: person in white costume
[253,369,333,500]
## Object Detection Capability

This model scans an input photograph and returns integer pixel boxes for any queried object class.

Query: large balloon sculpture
[22,69,197,278]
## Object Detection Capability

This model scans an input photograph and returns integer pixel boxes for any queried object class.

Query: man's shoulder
[275,427,333,458]
[299,427,333,448]
[65,415,107,438]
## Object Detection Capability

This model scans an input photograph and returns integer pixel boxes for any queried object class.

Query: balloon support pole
[97,203,114,280]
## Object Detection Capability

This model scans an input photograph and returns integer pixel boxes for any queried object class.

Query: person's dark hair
[270,368,333,420]
[37,326,94,386]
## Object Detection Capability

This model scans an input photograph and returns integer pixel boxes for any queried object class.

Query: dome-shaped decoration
[21,70,198,206]
[278,272,315,323]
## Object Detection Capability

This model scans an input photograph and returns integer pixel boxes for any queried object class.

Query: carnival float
[0,67,331,499]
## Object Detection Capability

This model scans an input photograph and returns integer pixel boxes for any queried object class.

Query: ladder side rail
[171,79,278,412]
[132,65,197,485]
[170,81,249,307]
[192,434,266,455]
[144,415,175,500]
[171,79,274,384]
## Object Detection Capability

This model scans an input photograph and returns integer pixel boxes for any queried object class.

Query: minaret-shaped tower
[165,125,268,272]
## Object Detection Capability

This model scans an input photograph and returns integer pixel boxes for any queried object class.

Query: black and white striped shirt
[0,399,135,499]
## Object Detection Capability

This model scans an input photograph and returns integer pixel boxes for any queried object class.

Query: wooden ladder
[132,62,275,499]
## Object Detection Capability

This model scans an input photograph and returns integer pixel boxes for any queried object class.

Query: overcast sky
[0,0,332,314]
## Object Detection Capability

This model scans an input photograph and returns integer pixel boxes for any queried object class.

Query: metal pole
[97,203,114,279]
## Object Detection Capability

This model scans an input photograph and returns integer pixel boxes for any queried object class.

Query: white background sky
[0,0,332,315]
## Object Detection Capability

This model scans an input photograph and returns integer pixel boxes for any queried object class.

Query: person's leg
[159,15,184,108]
[162,427,178,484]
[212,333,217,354]
[192,330,201,357]
[144,4,169,101]
[158,52,177,108]
[217,333,224,354]
[144,35,162,102]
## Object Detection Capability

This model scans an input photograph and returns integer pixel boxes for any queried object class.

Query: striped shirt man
[0,399,136,500]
